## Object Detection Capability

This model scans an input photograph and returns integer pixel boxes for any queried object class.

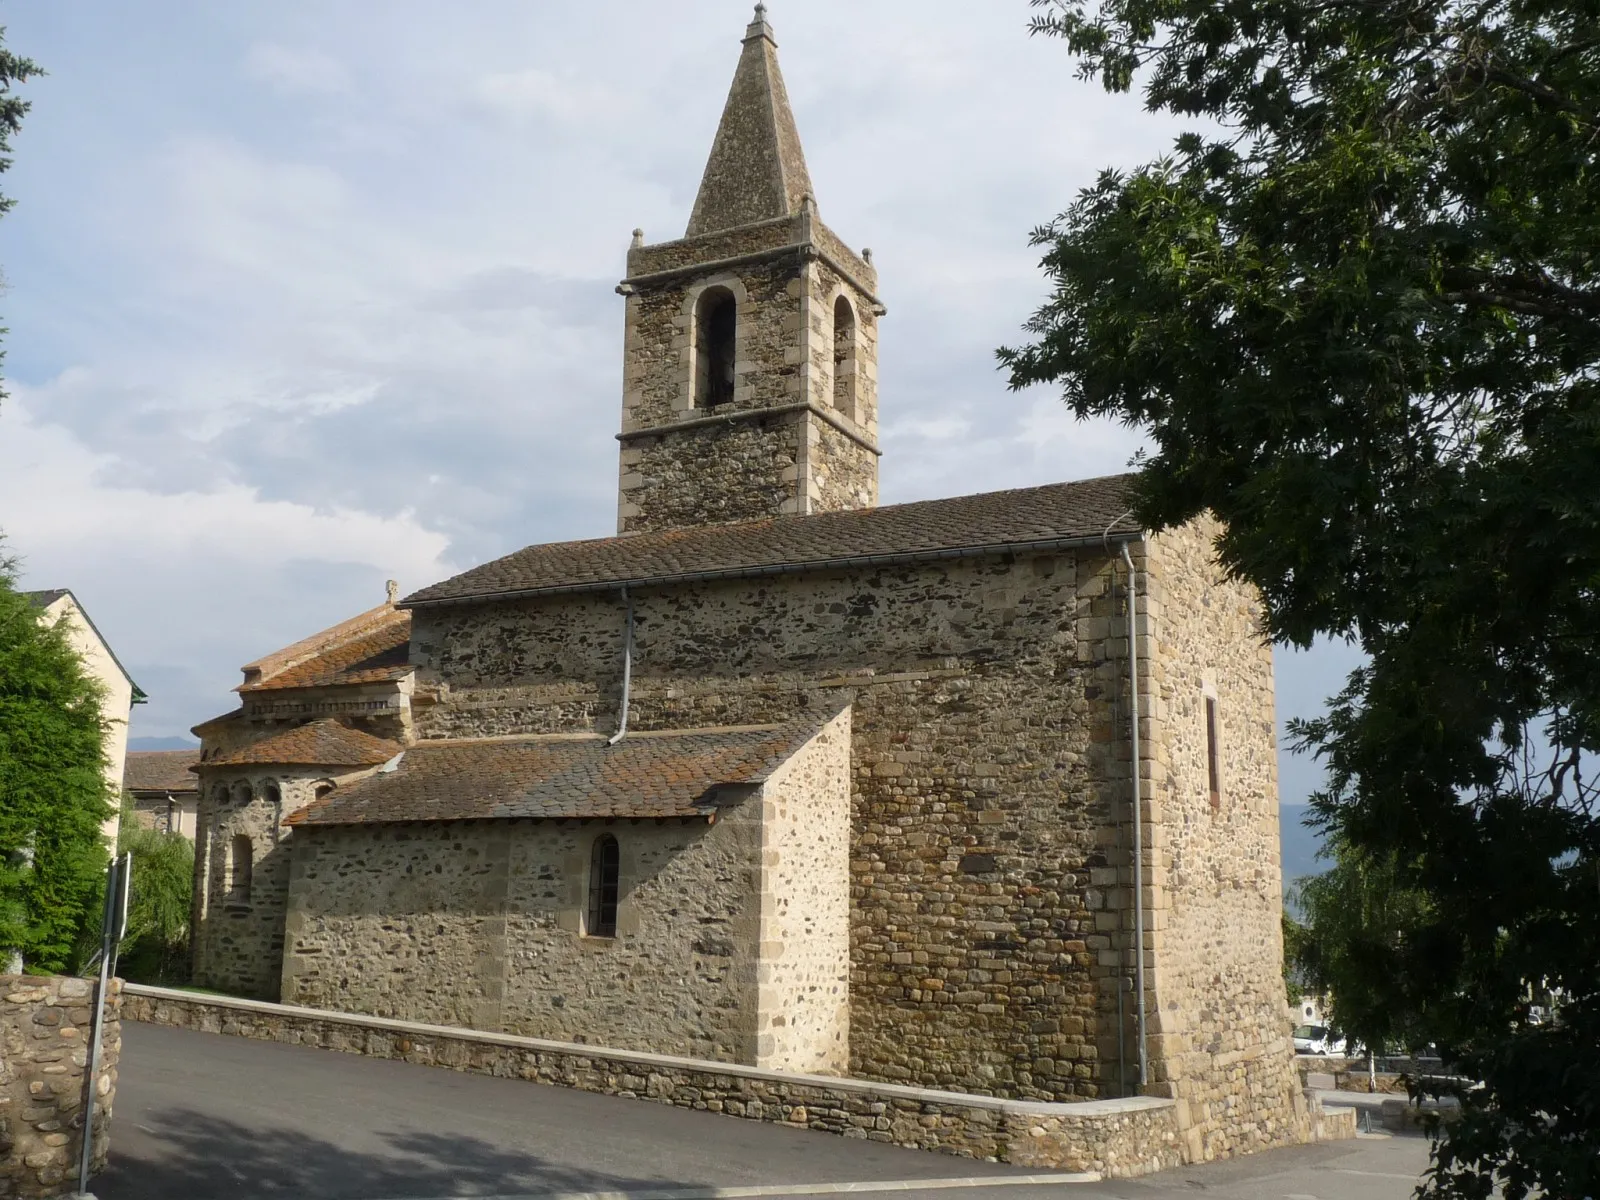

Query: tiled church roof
[287,715,837,827]
[206,719,402,769]
[406,475,1138,607]
[124,750,201,794]
[239,609,411,693]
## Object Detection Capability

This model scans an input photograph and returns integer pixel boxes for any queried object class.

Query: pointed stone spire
[685,4,815,238]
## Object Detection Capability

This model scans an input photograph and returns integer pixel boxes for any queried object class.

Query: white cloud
[474,69,627,125]
[243,43,353,96]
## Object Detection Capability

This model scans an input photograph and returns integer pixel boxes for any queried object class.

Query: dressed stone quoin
[190,7,1315,1162]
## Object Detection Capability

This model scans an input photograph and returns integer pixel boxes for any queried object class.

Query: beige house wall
[36,593,133,847]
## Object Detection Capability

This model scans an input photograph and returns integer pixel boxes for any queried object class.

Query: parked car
[1293,1024,1333,1055]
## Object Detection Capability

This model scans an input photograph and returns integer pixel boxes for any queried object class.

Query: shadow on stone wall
[94,1108,673,1200]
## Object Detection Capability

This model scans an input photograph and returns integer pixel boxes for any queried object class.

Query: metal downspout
[608,586,634,746]
[1122,540,1149,1089]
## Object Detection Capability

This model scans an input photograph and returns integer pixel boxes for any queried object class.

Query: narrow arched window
[234,781,253,806]
[228,834,254,904]
[586,834,620,938]
[832,295,858,420]
[694,287,737,408]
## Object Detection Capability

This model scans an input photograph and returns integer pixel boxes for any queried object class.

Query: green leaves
[0,558,114,974]
[1009,1,1600,1194]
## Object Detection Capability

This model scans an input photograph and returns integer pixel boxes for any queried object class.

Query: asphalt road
[96,1022,1429,1200]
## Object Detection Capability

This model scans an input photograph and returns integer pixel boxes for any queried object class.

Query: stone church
[190,7,1301,1161]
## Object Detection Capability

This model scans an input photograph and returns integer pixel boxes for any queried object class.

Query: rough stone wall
[0,976,119,1199]
[622,417,801,534]
[410,550,1131,1101]
[1140,519,1304,1159]
[126,983,1323,1179]
[756,706,852,1073]
[281,813,769,1062]
[191,768,368,999]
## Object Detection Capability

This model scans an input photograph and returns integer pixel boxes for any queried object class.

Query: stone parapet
[0,975,120,1200]
[123,983,1205,1178]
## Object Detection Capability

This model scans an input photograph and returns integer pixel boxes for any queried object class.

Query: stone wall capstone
[0,976,119,1200]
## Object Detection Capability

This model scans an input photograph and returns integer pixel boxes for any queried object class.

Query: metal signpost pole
[75,852,129,1200]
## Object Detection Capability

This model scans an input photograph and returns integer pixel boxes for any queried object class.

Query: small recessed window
[1205,695,1221,811]
[694,287,737,408]
[586,834,620,938]
[228,834,254,904]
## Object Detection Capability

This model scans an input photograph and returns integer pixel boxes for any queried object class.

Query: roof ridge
[240,602,406,690]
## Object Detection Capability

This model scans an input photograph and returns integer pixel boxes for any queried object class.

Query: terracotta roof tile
[123,750,200,794]
[405,476,1138,607]
[206,719,402,769]
[240,611,411,693]
[287,714,838,827]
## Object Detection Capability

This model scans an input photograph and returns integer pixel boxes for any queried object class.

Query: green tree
[0,27,39,411]
[0,560,115,973]
[108,800,193,985]
[1002,1,1599,1195]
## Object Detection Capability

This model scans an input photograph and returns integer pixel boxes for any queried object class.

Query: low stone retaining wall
[124,986,1353,1179]
[125,985,1184,1177]
[1,975,121,1200]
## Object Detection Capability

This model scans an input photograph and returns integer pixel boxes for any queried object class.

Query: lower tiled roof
[205,719,402,770]
[286,715,836,827]
[124,750,201,794]
[404,476,1138,606]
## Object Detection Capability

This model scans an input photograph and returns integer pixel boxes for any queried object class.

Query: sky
[0,2,1354,820]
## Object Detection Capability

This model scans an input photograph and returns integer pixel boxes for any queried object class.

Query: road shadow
[95,1106,676,1200]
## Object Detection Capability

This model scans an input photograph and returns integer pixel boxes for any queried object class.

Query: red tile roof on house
[205,719,402,770]
[123,750,201,795]
[403,476,1139,607]
[238,606,411,694]
[287,712,840,827]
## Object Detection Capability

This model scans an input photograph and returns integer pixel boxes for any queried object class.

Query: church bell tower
[615,5,882,535]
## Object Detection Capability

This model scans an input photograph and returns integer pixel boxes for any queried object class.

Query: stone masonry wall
[282,812,770,1062]
[410,551,1129,1102]
[192,767,371,1000]
[1141,519,1305,1160]
[617,223,879,534]
[0,976,120,1200]
[757,706,852,1073]
[122,983,1288,1180]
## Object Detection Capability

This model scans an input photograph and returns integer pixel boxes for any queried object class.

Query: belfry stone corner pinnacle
[685,1,813,237]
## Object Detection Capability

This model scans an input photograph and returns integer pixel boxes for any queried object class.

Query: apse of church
[615,4,881,535]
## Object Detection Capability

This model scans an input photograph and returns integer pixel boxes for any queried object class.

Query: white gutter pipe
[1121,540,1148,1088]
[608,586,634,746]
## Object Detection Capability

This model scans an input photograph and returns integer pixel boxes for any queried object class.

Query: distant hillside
[129,736,201,752]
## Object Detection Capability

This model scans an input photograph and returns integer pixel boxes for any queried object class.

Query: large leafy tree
[0,562,115,973]
[1002,0,1598,1195]
[0,27,38,411]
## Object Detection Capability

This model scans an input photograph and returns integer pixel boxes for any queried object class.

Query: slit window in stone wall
[1206,695,1222,810]
[694,287,737,408]
[227,834,253,904]
[832,295,858,420]
[586,833,620,938]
